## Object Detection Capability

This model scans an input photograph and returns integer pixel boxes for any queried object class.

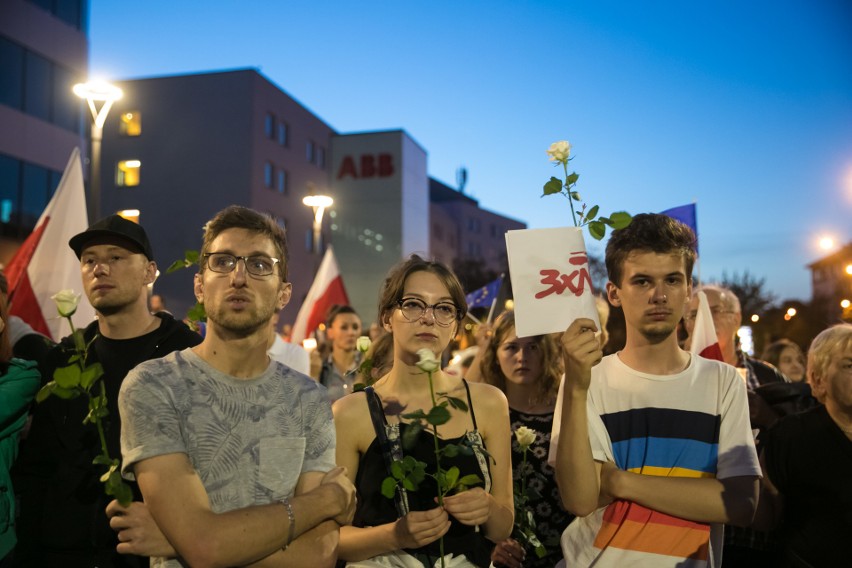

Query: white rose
[514,425,537,450]
[546,140,571,163]
[356,335,372,353]
[51,289,81,318]
[415,349,440,373]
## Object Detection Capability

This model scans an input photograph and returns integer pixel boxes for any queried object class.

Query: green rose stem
[562,160,579,228]
[423,366,447,568]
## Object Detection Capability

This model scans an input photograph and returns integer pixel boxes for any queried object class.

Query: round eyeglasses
[396,297,460,326]
[203,253,280,277]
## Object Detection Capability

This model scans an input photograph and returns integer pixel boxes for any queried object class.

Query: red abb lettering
[337,154,396,179]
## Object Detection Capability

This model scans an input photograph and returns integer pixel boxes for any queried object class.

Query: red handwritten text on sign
[535,251,593,299]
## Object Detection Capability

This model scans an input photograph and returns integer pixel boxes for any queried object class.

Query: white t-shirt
[550,353,760,568]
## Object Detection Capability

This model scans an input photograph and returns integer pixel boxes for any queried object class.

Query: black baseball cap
[69,214,155,261]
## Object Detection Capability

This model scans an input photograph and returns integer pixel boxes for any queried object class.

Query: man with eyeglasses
[107,206,355,568]
[13,214,201,568]
[685,285,789,568]
[684,285,785,391]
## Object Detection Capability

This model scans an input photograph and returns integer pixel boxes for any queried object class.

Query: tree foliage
[710,270,778,316]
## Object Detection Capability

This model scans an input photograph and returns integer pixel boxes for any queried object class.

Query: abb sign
[337,154,395,179]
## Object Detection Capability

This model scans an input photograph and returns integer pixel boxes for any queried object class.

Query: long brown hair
[479,311,562,406]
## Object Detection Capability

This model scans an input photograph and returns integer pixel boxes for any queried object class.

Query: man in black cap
[12,215,201,568]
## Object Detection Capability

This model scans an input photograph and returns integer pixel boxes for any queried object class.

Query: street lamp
[302,193,333,254]
[73,79,123,222]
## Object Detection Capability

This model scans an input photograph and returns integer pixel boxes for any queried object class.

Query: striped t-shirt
[560,353,760,567]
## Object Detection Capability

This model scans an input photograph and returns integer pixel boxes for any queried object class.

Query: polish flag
[689,290,723,361]
[290,246,349,345]
[4,148,96,340]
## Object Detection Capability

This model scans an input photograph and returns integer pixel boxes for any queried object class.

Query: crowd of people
[0,208,847,568]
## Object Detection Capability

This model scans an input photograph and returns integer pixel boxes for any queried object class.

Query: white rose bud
[415,348,440,373]
[356,335,372,353]
[514,425,537,450]
[51,289,81,318]
[546,140,572,164]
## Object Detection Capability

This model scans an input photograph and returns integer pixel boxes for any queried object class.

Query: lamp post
[73,80,123,222]
[303,193,334,254]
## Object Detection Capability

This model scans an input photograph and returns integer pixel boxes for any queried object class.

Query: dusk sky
[89,0,852,303]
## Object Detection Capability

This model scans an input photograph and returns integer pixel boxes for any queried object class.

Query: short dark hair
[200,206,289,281]
[605,213,697,286]
[326,304,358,326]
[377,254,467,325]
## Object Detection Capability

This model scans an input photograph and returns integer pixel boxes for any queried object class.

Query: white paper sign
[505,226,601,337]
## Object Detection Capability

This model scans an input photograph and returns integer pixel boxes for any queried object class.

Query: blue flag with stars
[465,276,503,309]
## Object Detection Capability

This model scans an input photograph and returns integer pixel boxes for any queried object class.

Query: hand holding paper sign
[560,318,603,392]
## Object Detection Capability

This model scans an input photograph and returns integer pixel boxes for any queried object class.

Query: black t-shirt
[12,313,201,568]
[763,405,852,567]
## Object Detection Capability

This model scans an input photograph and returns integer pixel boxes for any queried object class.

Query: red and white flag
[290,246,349,345]
[4,148,96,340]
[689,290,723,361]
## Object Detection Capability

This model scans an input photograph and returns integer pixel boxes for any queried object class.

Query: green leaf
[570,191,581,201]
[457,474,482,487]
[444,396,468,412]
[442,444,459,458]
[598,216,612,226]
[402,455,419,470]
[166,260,187,274]
[93,455,115,466]
[401,478,416,491]
[186,302,207,323]
[381,477,397,499]
[35,383,54,403]
[566,172,580,185]
[609,211,633,229]
[425,405,451,426]
[588,221,606,241]
[444,466,460,490]
[586,205,599,221]
[80,362,104,390]
[542,177,563,196]
[54,364,82,389]
[390,461,404,480]
[184,250,200,263]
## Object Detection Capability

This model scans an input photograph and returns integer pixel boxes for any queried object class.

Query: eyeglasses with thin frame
[203,252,280,278]
[683,306,735,323]
[396,297,460,327]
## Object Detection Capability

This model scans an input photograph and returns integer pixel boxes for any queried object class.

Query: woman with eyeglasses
[333,255,514,568]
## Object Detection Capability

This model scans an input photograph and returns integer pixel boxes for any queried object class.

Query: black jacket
[12,313,201,568]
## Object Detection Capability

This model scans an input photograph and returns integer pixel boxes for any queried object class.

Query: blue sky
[89,0,852,302]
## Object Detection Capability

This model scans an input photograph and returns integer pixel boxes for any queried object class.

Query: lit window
[264,162,274,188]
[119,111,142,136]
[306,140,315,163]
[116,160,141,187]
[278,122,288,146]
[277,170,288,194]
[265,113,275,139]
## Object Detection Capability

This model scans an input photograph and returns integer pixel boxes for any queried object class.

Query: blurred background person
[757,323,852,568]
[317,304,362,402]
[761,339,806,383]
[0,296,40,566]
[480,310,572,568]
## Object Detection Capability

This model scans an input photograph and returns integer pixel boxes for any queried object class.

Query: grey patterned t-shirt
[119,348,335,563]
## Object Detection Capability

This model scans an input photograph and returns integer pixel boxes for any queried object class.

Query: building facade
[808,242,852,323]
[0,0,88,259]
[100,69,335,321]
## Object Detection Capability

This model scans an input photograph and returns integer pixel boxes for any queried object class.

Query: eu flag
[465,276,504,309]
